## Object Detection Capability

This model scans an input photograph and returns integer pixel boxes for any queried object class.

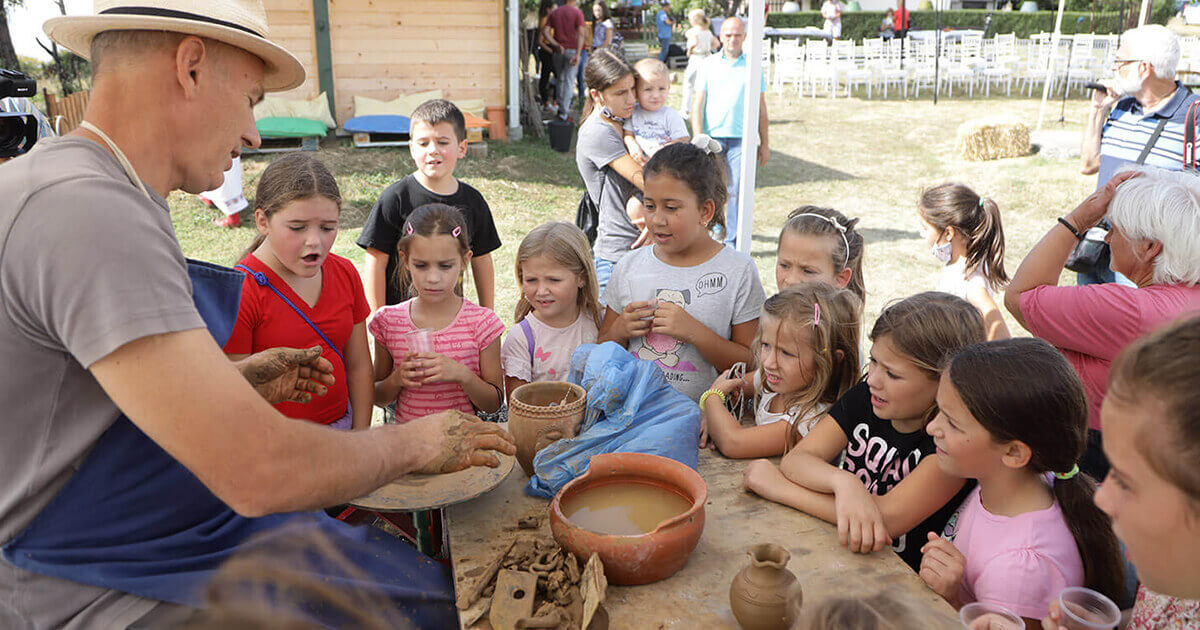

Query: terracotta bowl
[549,452,707,586]
[508,381,587,477]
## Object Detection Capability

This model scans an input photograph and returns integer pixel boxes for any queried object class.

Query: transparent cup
[1058,587,1120,630]
[633,285,658,321]
[406,328,435,356]
[959,602,1024,630]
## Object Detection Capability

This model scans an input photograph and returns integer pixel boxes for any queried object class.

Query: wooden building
[264,0,508,126]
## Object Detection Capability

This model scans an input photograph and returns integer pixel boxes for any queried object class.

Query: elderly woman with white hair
[1006,167,1200,478]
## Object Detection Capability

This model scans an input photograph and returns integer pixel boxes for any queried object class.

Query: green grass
[171,88,1092,333]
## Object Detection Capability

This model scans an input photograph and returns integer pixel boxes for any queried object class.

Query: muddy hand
[416,410,517,475]
[239,346,335,404]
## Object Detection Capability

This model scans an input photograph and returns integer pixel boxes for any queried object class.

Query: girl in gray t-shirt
[598,142,765,401]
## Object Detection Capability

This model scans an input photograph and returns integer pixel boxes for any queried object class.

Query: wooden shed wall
[265,0,507,125]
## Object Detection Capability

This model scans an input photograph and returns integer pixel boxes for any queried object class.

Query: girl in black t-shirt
[743,292,984,571]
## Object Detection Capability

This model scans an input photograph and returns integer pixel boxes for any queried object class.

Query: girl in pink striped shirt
[370,204,505,423]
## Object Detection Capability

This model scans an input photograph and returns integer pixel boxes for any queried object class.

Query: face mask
[600,105,625,122]
[931,240,952,264]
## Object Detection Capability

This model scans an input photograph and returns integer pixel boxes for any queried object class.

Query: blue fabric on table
[525,342,701,498]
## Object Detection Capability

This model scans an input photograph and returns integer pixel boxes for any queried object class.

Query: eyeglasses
[1112,58,1144,68]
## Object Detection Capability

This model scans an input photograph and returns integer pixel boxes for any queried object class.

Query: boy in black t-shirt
[357,99,501,312]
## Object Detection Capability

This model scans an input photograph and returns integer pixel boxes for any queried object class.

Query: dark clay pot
[729,543,801,630]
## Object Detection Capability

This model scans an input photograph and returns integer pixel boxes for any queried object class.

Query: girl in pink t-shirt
[921,338,1126,623]
[370,204,505,423]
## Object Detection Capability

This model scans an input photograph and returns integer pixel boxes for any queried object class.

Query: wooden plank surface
[447,449,959,629]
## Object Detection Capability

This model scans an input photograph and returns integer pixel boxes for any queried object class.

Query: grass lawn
[172,91,1093,335]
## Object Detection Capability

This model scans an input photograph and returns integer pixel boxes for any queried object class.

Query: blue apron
[2,259,455,626]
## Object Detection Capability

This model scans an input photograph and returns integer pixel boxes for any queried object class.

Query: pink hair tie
[405,223,414,235]
[813,303,822,327]
[452,226,462,238]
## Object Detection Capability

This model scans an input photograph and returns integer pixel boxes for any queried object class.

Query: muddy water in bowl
[508,381,587,476]
[562,481,692,536]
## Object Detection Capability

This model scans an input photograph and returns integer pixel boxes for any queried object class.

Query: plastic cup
[959,602,1024,630]
[406,328,435,356]
[633,285,658,320]
[1058,587,1120,630]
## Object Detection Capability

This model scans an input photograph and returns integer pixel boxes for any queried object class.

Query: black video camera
[0,69,39,159]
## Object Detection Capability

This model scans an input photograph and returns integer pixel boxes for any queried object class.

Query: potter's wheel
[350,451,514,512]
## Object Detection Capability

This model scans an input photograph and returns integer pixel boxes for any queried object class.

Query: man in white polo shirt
[690,16,770,247]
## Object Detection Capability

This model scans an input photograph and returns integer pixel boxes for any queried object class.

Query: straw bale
[956,116,1031,161]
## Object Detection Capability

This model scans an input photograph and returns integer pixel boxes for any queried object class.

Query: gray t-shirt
[0,136,204,626]
[622,104,689,157]
[576,114,638,263]
[603,245,766,401]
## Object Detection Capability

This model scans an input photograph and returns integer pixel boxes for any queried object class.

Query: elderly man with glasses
[1079,24,1200,286]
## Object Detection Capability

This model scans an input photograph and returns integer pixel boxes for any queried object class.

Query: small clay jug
[729,543,800,630]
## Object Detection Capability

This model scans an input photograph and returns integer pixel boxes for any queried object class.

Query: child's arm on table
[418,339,504,413]
[470,252,496,311]
[652,305,756,372]
[363,247,390,314]
[967,283,1010,341]
[703,368,788,458]
[344,322,374,429]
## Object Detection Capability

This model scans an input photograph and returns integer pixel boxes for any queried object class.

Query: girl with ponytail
[918,184,1009,340]
[921,338,1124,623]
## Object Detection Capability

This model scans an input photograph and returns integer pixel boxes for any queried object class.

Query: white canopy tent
[735,0,766,254]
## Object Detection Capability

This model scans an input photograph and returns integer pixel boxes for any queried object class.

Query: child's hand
[412,352,470,385]
[1040,599,1069,630]
[631,226,653,249]
[832,473,892,553]
[699,415,709,448]
[652,301,702,344]
[711,368,745,399]
[919,532,965,605]
[617,301,655,340]
[631,147,648,166]
[391,354,427,389]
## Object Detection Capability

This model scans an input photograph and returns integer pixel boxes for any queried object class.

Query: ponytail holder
[452,226,462,238]
[405,223,414,236]
[1053,464,1080,481]
[813,303,821,327]
[978,197,987,208]
[691,133,723,155]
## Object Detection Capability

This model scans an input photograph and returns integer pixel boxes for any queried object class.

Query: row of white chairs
[762,33,1126,99]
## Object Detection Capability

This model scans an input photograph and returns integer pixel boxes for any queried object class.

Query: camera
[0,69,39,159]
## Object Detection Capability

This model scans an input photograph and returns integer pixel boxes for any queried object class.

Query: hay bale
[956,116,1031,161]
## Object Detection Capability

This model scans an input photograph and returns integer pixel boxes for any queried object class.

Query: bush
[766,3,1171,41]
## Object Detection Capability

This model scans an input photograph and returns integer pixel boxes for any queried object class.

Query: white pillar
[1138,0,1151,25]
[736,0,765,255]
[1035,0,1067,133]
[507,0,524,140]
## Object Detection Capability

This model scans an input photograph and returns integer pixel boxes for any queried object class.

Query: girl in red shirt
[224,154,373,430]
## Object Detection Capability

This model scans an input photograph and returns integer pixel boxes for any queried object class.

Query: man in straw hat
[0,1,514,626]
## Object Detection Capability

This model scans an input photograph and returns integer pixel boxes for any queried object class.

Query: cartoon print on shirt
[637,288,699,371]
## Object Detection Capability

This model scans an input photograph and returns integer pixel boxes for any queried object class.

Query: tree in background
[35,0,89,94]
[0,0,23,73]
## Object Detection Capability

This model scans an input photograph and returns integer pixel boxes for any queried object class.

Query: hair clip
[451,226,462,238]
[813,303,822,327]
[792,213,851,268]
[405,223,414,236]
[978,197,986,208]
[691,133,723,155]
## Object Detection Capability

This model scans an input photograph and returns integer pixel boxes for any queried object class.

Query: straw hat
[44,0,305,92]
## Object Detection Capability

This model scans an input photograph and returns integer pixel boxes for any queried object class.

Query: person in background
[547,0,587,121]
[682,8,716,121]
[821,0,844,40]
[775,206,866,301]
[592,2,615,51]
[894,0,910,38]
[536,0,559,114]
[200,156,248,228]
[656,0,675,63]
[880,9,896,40]
[690,16,770,248]
[1079,24,1198,286]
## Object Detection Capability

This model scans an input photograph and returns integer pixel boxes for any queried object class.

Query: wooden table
[447,450,959,628]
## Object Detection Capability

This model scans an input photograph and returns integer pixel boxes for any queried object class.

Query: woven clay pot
[550,452,707,585]
[508,381,586,476]
[729,544,800,630]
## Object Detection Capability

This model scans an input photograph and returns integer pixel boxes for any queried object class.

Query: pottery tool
[456,538,516,610]
[489,570,538,630]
